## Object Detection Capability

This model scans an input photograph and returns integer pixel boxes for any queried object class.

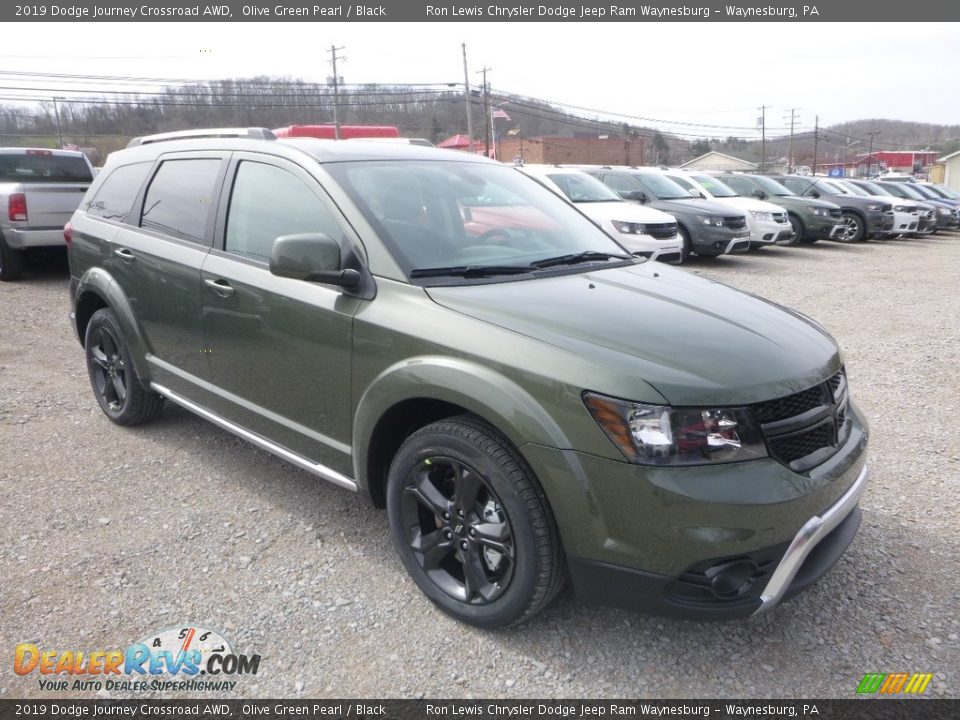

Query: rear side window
[87,162,152,224]
[141,159,221,244]
[722,177,752,196]
[225,161,342,263]
[601,174,635,194]
[0,152,93,183]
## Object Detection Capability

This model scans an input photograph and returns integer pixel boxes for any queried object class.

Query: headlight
[893,205,909,212]
[697,215,724,227]
[750,210,773,222]
[866,203,883,211]
[808,206,829,217]
[611,220,645,234]
[583,392,768,466]
[938,207,951,216]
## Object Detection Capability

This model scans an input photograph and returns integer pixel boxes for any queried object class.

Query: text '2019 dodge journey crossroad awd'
[68,129,869,627]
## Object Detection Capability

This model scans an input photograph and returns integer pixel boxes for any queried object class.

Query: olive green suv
[67,129,869,627]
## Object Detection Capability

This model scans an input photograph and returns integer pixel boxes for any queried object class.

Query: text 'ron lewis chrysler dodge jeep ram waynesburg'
[67,129,869,627]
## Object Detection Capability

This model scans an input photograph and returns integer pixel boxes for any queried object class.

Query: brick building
[494,135,646,166]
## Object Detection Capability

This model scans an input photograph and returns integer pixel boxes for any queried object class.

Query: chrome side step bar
[151,383,358,493]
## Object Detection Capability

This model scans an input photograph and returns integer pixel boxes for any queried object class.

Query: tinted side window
[87,162,152,223]
[723,177,752,196]
[602,174,634,193]
[141,159,221,244]
[225,161,341,263]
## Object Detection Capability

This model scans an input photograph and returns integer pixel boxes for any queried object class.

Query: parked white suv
[652,168,794,247]
[515,165,684,264]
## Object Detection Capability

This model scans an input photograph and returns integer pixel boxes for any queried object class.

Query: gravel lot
[1,234,958,700]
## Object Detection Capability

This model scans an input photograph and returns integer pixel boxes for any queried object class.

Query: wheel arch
[73,267,152,382]
[354,357,573,508]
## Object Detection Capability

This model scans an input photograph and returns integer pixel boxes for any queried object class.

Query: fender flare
[74,267,153,382]
[352,355,573,491]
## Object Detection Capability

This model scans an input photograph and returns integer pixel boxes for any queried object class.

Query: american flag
[63,143,79,151]
[491,108,511,121]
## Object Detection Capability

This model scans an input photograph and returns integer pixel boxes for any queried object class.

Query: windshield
[838,181,870,196]
[664,174,701,196]
[633,172,692,200]
[751,175,796,197]
[326,160,631,281]
[907,184,939,200]
[935,185,960,199]
[853,180,891,196]
[691,174,738,197]
[544,171,622,202]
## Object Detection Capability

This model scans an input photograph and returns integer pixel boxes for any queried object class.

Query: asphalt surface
[1,234,958,699]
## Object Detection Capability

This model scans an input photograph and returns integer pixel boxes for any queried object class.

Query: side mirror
[808,190,821,199]
[689,189,705,199]
[619,189,648,203]
[270,233,361,289]
[752,189,767,200]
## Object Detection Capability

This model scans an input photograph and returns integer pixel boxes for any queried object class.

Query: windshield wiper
[409,264,532,279]
[530,251,633,269]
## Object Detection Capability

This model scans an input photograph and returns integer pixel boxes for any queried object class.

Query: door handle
[113,247,135,262]
[204,278,236,297]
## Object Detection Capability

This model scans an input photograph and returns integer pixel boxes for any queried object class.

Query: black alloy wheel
[400,455,515,605]
[84,308,164,425]
[387,416,565,627]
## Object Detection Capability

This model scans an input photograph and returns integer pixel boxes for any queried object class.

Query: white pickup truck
[0,147,94,280]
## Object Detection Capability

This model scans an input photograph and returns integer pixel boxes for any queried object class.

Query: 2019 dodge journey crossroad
[67,128,869,627]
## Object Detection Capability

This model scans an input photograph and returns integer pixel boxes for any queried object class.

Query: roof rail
[127,127,276,148]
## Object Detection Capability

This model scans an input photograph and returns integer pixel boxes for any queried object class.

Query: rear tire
[85,308,164,426]
[386,416,565,628]
[0,235,24,281]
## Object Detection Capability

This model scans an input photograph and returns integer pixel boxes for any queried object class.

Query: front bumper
[689,225,750,256]
[523,402,868,619]
[747,217,792,245]
[864,210,895,237]
[890,211,919,234]
[2,226,66,249]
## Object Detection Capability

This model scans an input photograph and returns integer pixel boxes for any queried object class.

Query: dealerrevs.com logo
[856,672,933,695]
[14,626,260,692]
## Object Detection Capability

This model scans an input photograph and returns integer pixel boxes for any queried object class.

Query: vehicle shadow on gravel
[14,247,70,281]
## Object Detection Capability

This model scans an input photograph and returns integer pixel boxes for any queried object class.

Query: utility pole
[866,130,881,177]
[52,96,64,149]
[784,107,800,172]
[461,43,473,150]
[812,115,819,175]
[476,67,491,157]
[328,45,346,139]
[758,105,766,173]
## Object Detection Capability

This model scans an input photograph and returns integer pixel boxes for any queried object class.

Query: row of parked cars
[509,163,960,264]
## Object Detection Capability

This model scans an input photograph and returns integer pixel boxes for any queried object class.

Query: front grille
[829,209,842,219]
[768,422,834,464]
[752,385,825,424]
[646,222,677,239]
[722,216,746,230]
[653,252,681,264]
[752,369,849,471]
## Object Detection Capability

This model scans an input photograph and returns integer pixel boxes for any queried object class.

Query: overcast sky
[5,22,959,141]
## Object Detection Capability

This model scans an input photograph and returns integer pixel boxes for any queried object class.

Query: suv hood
[648,197,743,217]
[708,196,784,214]
[426,262,840,406]
[575,201,676,224]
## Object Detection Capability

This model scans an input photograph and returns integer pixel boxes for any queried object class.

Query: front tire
[386,416,565,628]
[85,308,164,426]
[785,214,806,245]
[836,212,866,243]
